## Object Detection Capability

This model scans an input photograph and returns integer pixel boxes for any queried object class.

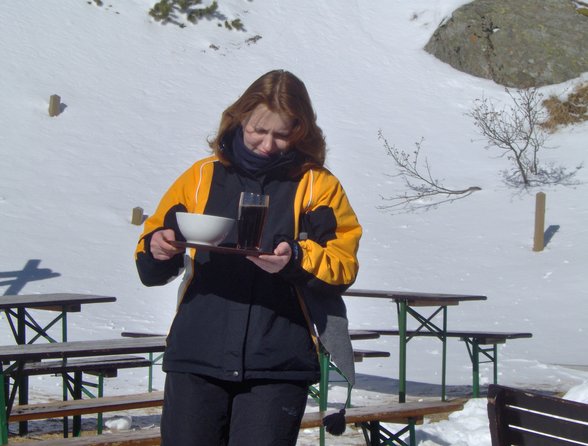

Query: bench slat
[15,428,161,446]
[301,400,463,428]
[509,429,572,446]
[503,405,588,443]
[9,392,164,422]
[348,330,380,340]
[120,332,162,338]
[353,349,390,363]
[13,400,464,445]
[493,385,588,422]
[5,356,153,377]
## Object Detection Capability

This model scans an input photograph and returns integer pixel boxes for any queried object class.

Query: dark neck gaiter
[231,126,281,174]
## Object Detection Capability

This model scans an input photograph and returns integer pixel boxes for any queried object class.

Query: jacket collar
[220,128,303,179]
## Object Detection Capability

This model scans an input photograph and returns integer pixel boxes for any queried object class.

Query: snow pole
[533,192,546,252]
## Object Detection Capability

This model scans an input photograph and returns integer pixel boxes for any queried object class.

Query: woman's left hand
[246,241,292,273]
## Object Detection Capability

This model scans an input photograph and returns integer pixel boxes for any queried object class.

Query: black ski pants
[161,372,310,446]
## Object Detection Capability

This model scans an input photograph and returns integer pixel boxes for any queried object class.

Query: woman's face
[242,104,294,157]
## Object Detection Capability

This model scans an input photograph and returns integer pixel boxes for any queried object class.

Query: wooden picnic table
[0,335,166,443]
[0,293,117,344]
[343,288,487,402]
[0,293,117,435]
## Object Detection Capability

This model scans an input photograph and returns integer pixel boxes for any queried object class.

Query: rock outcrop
[424,0,588,88]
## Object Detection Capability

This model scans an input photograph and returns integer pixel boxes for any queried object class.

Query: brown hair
[209,70,326,173]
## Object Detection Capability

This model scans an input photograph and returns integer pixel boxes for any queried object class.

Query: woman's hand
[246,241,292,273]
[150,229,184,260]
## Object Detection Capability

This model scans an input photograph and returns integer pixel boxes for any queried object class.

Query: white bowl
[176,212,235,245]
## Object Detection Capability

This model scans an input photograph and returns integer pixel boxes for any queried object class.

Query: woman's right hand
[150,229,184,260]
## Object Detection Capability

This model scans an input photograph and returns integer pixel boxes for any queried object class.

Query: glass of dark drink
[237,192,269,250]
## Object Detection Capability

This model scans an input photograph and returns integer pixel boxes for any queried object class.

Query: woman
[135,70,361,446]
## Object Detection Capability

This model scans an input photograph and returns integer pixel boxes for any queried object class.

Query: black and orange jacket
[135,143,362,383]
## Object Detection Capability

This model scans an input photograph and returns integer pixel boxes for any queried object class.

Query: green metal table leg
[60,309,69,437]
[97,374,104,434]
[62,373,69,437]
[408,420,416,446]
[148,353,153,392]
[0,374,8,445]
[318,350,329,446]
[62,311,68,342]
[16,308,28,436]
[398,301,407,403]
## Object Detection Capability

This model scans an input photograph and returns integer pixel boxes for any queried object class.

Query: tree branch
[378,131,481,213]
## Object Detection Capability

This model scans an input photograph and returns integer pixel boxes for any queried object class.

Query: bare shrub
[378,132,481,213]
[468,88,546,186]
[468,88,582,187]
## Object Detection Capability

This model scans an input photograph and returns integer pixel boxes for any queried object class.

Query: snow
[1,0,587,444]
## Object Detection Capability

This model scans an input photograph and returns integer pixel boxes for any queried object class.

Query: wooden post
[48,94,61,117]
[533,192,546,252]
[131,207,144,225]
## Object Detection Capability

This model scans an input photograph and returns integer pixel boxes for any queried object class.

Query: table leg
[400,304,448,402]
[398,301,407,403]
[408,419,416,446]
[149,353,153,392]
[62,311,68,342]
[16,309,29,436]
[0,374,7,445]
[17,384,27,436]
[97,375,104,435]
[16,309,25,346]
[441,306,447,401]
[62,373,69,437]
[318,350,329,446]
[73,371,82,437]
[472,340,480,398]
[369,421,378,446]
[493,344,498,386]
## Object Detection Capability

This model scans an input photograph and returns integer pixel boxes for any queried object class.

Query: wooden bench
[374,329,532,397]
[9,391,164,424]
[5,356,154,437]
[13,399,464,446]
[0,336,167,444]
[487,384,588,445]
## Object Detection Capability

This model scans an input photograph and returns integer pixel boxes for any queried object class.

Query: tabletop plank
[0,336,166,361]
[343,288,487,303]
[0,294,117,308]
[0,294,116,310]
